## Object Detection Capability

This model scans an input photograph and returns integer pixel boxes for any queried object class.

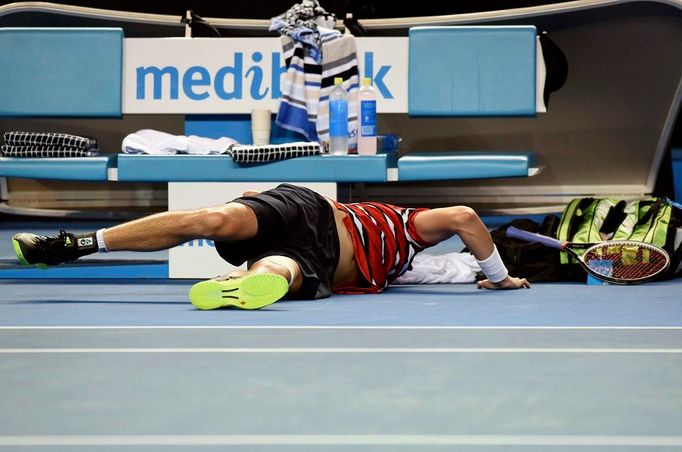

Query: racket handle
[506,226,564,249]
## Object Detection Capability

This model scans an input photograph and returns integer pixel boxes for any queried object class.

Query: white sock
[95,228,108,253]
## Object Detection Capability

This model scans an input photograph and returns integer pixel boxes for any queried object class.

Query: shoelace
[35,230,76,257]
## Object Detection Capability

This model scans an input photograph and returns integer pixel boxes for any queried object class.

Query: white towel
[536,36,547,113]
[122,130,237,155]
[393,252,481,284]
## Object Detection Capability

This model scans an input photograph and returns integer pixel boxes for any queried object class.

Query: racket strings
[583,243,669,281]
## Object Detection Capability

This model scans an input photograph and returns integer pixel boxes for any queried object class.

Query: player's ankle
[72,232,99,257]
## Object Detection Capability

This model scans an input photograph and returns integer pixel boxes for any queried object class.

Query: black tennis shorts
[214,184,340,299]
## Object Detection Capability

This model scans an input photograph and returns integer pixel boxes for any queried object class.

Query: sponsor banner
[123,37,407,114]
[168,182,336,279]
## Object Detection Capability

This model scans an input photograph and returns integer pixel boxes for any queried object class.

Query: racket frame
[505,226,670,285]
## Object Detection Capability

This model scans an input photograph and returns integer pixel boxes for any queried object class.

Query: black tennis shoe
[12,230,95,269]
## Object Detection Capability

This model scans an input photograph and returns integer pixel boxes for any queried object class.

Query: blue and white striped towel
[275,33,360,152]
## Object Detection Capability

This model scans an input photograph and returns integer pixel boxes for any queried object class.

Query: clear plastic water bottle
[357,77,377,155]
[329,77,349,155]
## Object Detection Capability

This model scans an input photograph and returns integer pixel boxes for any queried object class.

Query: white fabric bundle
[122,129,237,155]
[394,252,481,284]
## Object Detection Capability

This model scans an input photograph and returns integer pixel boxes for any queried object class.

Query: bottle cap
[362,77,372,87]
[334,77,343,85]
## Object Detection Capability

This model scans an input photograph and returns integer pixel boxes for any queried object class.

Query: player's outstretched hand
[477,275,531,290]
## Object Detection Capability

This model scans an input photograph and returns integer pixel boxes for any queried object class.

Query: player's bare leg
[12,203,258,267]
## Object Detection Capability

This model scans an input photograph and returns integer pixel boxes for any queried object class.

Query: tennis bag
[488,197,682,281]
[487,215,580,282]
[556,197,682,279]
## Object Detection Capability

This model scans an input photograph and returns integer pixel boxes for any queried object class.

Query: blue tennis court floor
[1,224,681,450]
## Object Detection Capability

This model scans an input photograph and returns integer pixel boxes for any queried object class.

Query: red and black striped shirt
[332,201,433,293]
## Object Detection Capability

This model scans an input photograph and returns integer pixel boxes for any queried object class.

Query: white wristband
[476,245,508,283]
[96,228,108,253]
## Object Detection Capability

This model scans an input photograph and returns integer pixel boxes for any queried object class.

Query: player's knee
[187,204,252,239]
[182,208,226,237]
[197,209,230,237]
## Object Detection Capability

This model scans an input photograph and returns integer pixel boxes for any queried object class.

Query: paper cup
[251,109,272,145]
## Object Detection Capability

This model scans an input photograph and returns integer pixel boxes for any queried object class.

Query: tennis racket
[506,226,670,284]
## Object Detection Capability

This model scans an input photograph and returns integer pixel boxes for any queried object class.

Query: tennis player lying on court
[11,183,530,309]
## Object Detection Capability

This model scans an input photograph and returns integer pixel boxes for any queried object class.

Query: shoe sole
[189,273,288,310]
[11,235,49,270]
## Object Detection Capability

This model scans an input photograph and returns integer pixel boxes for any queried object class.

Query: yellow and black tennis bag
[556,197,681,279]
[489,197,682,281]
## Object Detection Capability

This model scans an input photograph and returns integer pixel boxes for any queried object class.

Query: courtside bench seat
[0,152,538,182]
[398,152,538,181]
[116,154,396,183]
[116,152,537,182]
[0,155,117,181]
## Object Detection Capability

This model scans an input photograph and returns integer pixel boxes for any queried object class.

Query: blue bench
[0,155,117,181]
[0,26,539,184]
[398,152,537,181]
[0,152,537,183]
[402,25,538,180]
[116,154,394,183]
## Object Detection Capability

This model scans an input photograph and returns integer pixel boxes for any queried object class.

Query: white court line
[1,347,681,353]
[1,434,682,446]
[1,326,682,330]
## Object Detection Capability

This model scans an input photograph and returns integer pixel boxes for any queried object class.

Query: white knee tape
[475,245,508,283]
[264,257,297,287]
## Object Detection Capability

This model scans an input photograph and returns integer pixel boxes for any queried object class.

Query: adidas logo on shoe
[12,230,88,268]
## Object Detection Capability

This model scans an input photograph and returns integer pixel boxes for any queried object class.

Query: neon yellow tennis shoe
[189,272,288,310]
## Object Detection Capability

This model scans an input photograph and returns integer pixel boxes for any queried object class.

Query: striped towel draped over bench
[275,34,360,151]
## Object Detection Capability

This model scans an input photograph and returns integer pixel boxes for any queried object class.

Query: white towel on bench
[122,129,237,155]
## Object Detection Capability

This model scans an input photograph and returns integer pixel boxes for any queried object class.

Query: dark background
[0,0,574,20]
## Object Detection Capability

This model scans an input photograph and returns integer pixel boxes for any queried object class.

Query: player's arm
[413,206,530,290]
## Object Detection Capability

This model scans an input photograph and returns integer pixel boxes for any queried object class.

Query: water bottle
[329,77,348,155]
[357,77,377,155]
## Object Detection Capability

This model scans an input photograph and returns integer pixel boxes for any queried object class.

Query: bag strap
[599,200,627,240]
[629,198,671,248]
